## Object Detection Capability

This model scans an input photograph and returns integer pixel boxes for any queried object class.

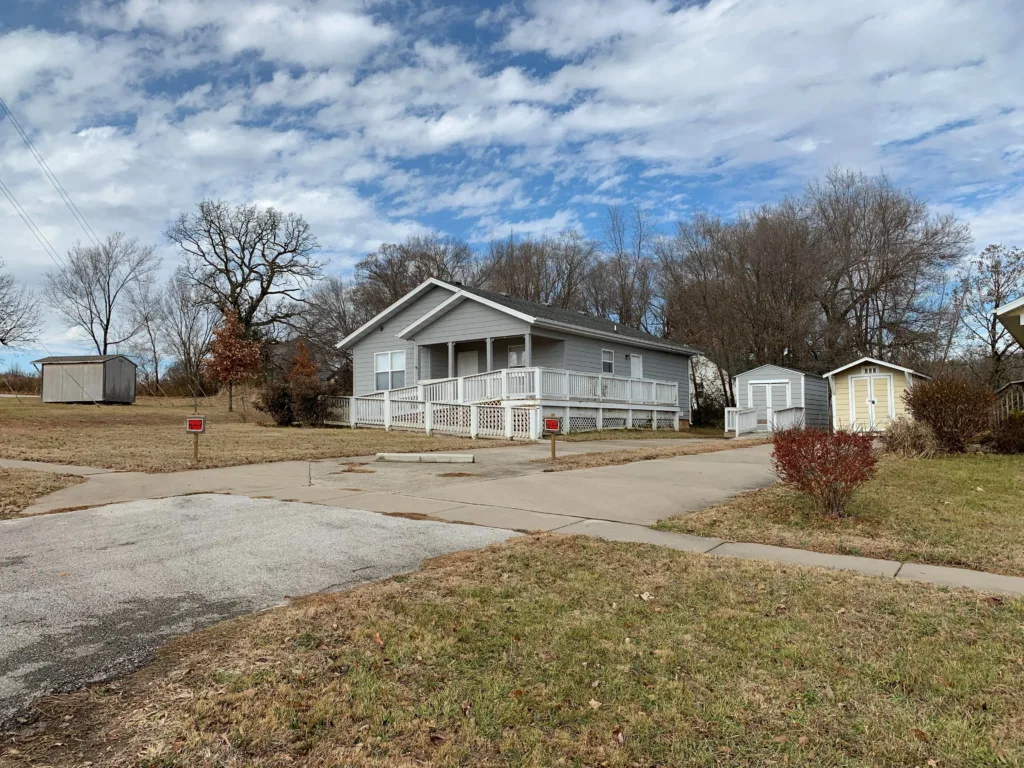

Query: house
[337,278,698,437]
[994,381,1024,425]
[32,355,137,404]
[995,296,1024,349]
[825,356,929,432]
[724,364,830,436]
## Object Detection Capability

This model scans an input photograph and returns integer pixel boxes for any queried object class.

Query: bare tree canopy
[353,233,477,316]
[159,268,219,394]
[955,244,1024,387]
[0,257,42,348]
[166,200,322,336]
[482,229,596,309]
[42,232,160,355]
[296,275,364,390]
[587,204,658,331]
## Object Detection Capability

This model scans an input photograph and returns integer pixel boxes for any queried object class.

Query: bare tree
[588,204,658,332]
[0,257,42,348]
[297,275,364,392]
[127,280,164,391]
[955,244,1024,387]
[159,269,218,396]
[42,233,160,354]
[166,201,322,336]
[482,229,596,309]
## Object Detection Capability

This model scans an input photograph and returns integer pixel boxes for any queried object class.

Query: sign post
[543,417,561,462]
[186,416,206,464]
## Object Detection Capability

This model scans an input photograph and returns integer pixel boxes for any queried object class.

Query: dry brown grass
[0,468,84,520]
[657,453,1024,576]
[540,437,769,471]
[0,396,515,473]
[559,425,724,441]
[5,536,1022,767]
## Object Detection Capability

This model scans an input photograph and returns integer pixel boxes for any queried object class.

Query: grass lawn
[7,536,1022,767]
[0,468,84,520]
[541,437,768,472]
[559,425,724,441]
[657,453,1024,577]
[0,396,514,473]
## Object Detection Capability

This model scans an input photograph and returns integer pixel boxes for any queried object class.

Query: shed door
[869,375,893,431]
[750,383,789,427]
[850,376,872,431]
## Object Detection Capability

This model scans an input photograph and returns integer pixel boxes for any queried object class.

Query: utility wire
[0,95,102,247]
[0,173,64,267]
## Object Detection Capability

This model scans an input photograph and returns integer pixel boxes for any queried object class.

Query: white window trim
[601,349,614,375]
[374,350,406,391]
[508,344,526,368]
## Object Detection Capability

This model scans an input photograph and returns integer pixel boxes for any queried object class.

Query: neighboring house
[724,364,830,436]
[994,381,1024,424]
[826,357,929,432]
[33,355,137,404]
[337,278,698,436]
[995,296,1024,349]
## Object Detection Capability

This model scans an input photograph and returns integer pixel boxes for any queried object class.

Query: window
[375,351,406,391]
[601,349,614,374]
[862,366,878,375]
[508,345,526,368]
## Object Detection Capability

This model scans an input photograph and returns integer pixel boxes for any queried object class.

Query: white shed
[33,355,138,404]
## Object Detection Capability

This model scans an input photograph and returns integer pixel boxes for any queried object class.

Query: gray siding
[735,365,804,409]
[803,375,831,430]
[411,300,528,345]
[103,357,137,403]
[41,363,104,403]
[529,335,565,368]
[351,285,454,394]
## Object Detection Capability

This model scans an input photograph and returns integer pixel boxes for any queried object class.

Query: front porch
[415,332,562,380]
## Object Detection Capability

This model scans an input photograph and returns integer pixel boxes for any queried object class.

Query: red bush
[771,428,878,518]
[903,375,995,453]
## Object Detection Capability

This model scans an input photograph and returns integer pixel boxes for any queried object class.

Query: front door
[630,355,643,378]
[457,349,479,377]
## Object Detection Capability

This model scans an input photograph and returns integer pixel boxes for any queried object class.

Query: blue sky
[2,0,1024,368]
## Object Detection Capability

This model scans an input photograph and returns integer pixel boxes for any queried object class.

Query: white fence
[376,367,680,407]
[327,396,538,440]
[724,407,758,437]
[770,407,804,431]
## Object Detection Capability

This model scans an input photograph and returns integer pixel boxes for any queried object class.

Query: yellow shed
[825,357,930,432]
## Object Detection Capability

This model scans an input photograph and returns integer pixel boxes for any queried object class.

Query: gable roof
[32,354,136,366]
[342,278,699,356]
[995,380,1024,395]
[995,296,1024,348]
[735,363,821,380]
[824,356,930,380]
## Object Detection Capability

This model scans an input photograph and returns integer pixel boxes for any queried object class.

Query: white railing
[389,385,421,401]
[724,407,758,437]
[355,397,385,427]
[422,378,459,403]
[771,407,804,431]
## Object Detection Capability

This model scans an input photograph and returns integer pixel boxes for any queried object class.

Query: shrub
[993,412,1024,454]
[903,375,996,453]
[883,417,939,458]
[255,383,295,426]
[292,378,330,427]
[771,428,877,517]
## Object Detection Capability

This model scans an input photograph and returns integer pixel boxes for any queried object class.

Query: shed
[33,355,137,404]
[825,356,929,432]
[729,364,830,432]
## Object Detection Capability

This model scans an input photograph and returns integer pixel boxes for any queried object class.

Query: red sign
[185,416,206,434]
[543,417,561,434]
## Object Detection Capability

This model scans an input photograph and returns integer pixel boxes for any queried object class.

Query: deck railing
[724,407,758,437]
[770,407,805,431]
[326,396,538,440]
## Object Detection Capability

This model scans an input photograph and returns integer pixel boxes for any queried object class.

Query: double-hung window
[375,350,406,391]
[508,345,526,368]
[601,349,614,374]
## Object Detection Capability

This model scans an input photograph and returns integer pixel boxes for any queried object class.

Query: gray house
[338,279,698,436]
[724,364,830,436]
[34,355,137,404]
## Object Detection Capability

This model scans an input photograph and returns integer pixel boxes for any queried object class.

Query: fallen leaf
[927,760,938,767]
[773,735,790,743]
[509,689,524,699]
[798,736,809,746]
[638,592,653,602]
[652,649,673,659]
[589,699,602,710]
[718,746,732,754]
[429,732,451,746]
[612,726,624,745]
[372,632,384,649]
[592,680,601,688]
[910,728,930,742]
[460,700,471,716]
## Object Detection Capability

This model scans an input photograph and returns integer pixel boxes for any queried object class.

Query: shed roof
[735,363,822,379]
[824,356,930,380]
[32,354,136,366]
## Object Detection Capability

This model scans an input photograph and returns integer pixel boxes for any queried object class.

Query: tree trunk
[228,381,233,412]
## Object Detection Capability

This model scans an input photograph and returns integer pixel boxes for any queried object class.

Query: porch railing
[724,407,758,437]
[326,396,539,440]
[389,367,679,407]
[770,407,804,431]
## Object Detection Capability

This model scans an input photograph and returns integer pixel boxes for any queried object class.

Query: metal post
[193,432,199,463]
[550,431,556,462]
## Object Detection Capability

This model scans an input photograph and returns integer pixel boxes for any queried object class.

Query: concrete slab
[0,494,517,726]
[557,519,722,553]
[896,562,1024,596]
[242,486,367,504]
[376,453,474,463]
[320,492,466,515]
[435,504,582,532]
[0,459,115,476]
[710,542,901,578]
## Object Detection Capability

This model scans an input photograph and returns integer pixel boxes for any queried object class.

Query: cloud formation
[1,0,1022,354]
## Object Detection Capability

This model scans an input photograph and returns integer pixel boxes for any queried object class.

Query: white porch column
[627,409,634,429]
[447,341,455,378]
[425,401,433,435]
[596,407,603,431]
[652,409,657,430]
[529,408,540,440]
[349,396,357,429]
[486,337,494,372]
[383,391,392,431]
[504,404,514,438]
[413,343,420,383]
[470,404,479,439]
[524,331,532,367]
[673,411,680,431]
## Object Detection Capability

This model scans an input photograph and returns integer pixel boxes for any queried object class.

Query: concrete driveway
[0,494,515,726]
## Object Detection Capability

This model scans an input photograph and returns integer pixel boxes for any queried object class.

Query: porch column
[524,331,532,367]
[448,341,455,378]
[486,337,494,372]
[412,344,420,383]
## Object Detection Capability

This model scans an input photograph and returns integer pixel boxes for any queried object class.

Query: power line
[0,95,102,247]
[0,173,64,268]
